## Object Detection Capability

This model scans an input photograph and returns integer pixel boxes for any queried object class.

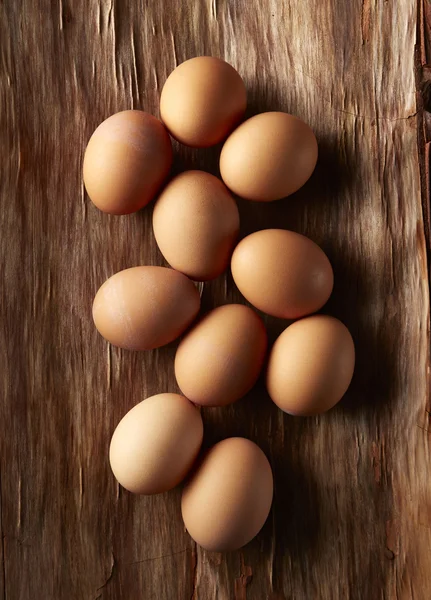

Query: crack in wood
[361,0,372,44]
[291,66,416,122]
[189,545,198,600]
[417,423,430,433]
[0,469,5,600]
[95,553,115,596]
[417,1,431,251]
[234,552,253,600]
[127,548,188,566]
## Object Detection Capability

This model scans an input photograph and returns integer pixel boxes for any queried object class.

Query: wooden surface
[1,1,430,598]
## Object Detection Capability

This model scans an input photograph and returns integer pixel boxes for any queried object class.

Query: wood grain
[0,1,430,598]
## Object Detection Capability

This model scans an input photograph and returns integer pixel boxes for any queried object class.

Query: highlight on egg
[160,56,247,147]
[220,111,318,201]
[231,228,334,319]
[83,110,172,215]
[92,266,200,350]
[266,315,355,416]
[153,170,240,281]
[181,437,273,551]
[174,304,267,406]
[110,393,204,494]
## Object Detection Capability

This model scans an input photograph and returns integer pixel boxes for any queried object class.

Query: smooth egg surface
[92,266,200,350]
[266,315,355,415]
[153,171,240,281]
[83,110,172,214]
[220,111,317,201]
[181,437,273,551]
[231,229,333,319]
[174,304,267,406]
[110,393,203,494]
[160,57,247,147]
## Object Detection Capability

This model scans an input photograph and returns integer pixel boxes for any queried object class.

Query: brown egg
[181,438,273,551]
[92,266,200,350]
[220,112,318,201]
[83,110,172,214]
[267,315,355,416]
[175,304,267,406]
[153,171,240,281]
[231,229,333,319]
[109,393,203,494]
[160,57,247,147]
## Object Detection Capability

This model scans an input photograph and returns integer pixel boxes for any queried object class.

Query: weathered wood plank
[0,1,429,598]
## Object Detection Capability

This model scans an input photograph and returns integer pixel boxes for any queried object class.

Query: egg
[109,393,203,494]
[160,57,247,147]
[220,111,318,201]
[266,315,355,416]
[231,229,333,319]
[181,438,273,551]
[153,171,240,281]
[92,266,200,350]
[175,304,267,406]
[83,110,172,214]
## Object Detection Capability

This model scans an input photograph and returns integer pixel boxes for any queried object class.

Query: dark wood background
[1,1,431,598]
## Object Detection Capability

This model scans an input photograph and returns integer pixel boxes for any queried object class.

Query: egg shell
[109,393,203,494]
[83,110,172,215]
[266,315,355,416]
[153,171,240,281]
[92,266,200,350]
[160,57,247,147]
[220,111,318,201]
[181,437,273,551]
[231,229,333,319]
[174,304,267,406]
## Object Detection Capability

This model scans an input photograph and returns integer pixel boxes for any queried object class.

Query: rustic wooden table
[1,1,431,598]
